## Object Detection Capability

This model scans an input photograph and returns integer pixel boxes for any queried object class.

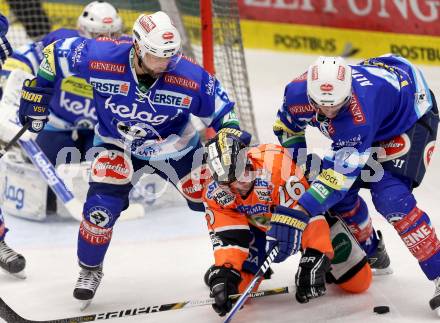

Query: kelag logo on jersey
[90,78,130,96]
[153,90,192,108]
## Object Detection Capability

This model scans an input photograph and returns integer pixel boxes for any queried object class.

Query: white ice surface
[1,50,440,322]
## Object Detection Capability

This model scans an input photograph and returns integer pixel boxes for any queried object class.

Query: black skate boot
[429,277,440,317]
[73,263,104,310]
[0,240,26,279]
[368,230,393,275]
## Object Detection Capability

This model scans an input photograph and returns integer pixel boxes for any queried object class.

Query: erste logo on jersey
[90,77,130,96]
[153,90,192,108]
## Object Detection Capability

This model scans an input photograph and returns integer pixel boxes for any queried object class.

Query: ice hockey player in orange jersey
[203,129,372,316]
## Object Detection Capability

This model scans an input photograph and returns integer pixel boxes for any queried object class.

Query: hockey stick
[18,138,83,221]
[224,244,280,323]
[0,285,292,323]
[0,121,31,158]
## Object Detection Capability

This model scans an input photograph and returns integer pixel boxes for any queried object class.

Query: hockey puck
[374,306,390,314]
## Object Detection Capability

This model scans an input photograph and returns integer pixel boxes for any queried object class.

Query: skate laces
[0,240,20,264]
[75,268,104,291]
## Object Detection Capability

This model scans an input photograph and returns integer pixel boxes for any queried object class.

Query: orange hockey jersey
[203,144,333,272]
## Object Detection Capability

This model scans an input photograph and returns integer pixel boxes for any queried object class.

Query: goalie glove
[19,79,53,133]
[295,248,331,303]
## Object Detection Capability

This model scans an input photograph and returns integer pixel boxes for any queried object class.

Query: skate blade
[1,268,26,279]
[11,269,26,279]
[372,267,393,276]
[79,299,92,311]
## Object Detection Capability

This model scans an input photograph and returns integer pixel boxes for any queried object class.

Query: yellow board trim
[241,20,440,66]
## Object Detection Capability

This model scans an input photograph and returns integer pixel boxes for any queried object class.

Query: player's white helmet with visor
[307,56,352,117]
[133,11,182,73]
[77,1,123,39]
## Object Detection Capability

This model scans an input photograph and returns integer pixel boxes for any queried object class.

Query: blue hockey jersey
[274,54,434,216]
[2,28,97,131]
[0,14,8,36]
[35,36,238,160]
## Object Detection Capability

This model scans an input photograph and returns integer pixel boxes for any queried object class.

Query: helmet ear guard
[307,56,352,109]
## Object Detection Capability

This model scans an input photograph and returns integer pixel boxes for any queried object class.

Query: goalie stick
[224,244,280,323]
[0,285,293,323]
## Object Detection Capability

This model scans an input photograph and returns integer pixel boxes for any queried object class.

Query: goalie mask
[307,56,352,113]
[132,11,182,74]
[77,1,123,39]
[205,135,249,186]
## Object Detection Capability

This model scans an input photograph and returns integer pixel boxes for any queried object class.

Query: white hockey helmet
[307,56,352,110]
[77,1,123,39]
[132,11,182,58]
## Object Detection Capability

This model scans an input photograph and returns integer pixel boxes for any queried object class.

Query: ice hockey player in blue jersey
[273,55,440,314]
[0,1,124,212]
[18,10,248,309]
[0,13,26,279]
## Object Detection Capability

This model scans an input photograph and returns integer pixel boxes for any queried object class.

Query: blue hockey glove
[0,35,12,66]
[19,78,53,133]
[266,206,309,263]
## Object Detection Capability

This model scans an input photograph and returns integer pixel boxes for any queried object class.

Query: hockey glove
[208,265,242,316]
[19,78,53,133]
[266,205,309,263]
[0,35,12,66]
[295,248,331,303]
[216,128,252,147]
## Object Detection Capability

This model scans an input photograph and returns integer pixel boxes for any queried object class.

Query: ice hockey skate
[368,230,393,275]
[0,240,26,279]
[73,264,104,310]
[429,277,440,317]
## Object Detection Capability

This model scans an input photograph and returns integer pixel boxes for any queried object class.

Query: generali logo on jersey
[89,60,126,74]
[348,94,366,125]
[164,74,200,91]
[288,104,315,115]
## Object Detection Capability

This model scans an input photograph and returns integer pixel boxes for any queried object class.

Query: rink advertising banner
[239,0,440,65]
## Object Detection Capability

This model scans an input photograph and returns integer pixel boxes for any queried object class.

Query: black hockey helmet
[205,132,249,185]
